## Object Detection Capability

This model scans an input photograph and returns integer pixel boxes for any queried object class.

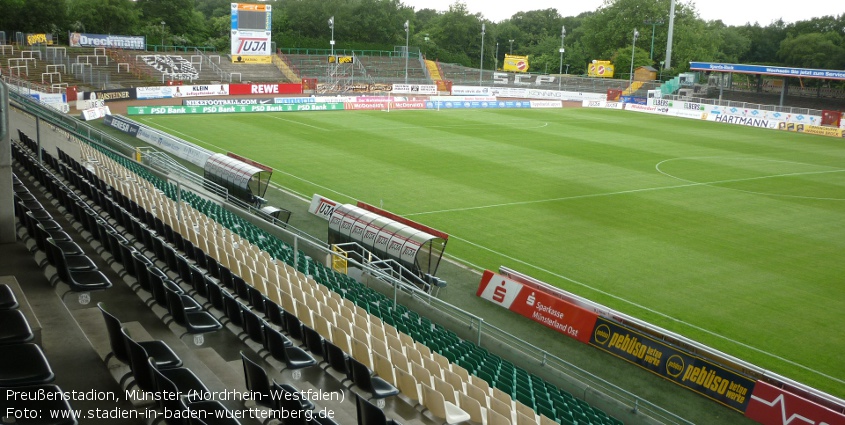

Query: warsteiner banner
[590,317,756,412]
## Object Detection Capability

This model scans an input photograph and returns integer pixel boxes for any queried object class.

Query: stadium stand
[8,95,627,424]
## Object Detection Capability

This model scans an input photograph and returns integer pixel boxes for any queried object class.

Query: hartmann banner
[476,270,598,343]
[69,32,145,50]
[590,317,756,412]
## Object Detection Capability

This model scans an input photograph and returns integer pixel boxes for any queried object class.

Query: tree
[67,0,139,36]
[779,32,845,69]
[611,46,651,80]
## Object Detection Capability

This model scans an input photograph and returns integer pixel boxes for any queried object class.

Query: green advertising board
[127,103,345,115]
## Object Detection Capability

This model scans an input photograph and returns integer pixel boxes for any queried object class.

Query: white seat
[422,383,472,424]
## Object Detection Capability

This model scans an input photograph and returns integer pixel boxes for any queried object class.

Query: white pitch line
[406,167,845,216]
[447,233,845,385]
[263,114,330,131]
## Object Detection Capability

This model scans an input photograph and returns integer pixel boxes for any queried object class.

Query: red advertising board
[745,381,845,425]
[228,83,302,96]
[343,101,426,111]
[476,270,598,343]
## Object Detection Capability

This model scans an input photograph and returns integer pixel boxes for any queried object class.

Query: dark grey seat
[0,343,55,387]
[98,303,182,369]
[0,309,35,345]
[0,284,19,310]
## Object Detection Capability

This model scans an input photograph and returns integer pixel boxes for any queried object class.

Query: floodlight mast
[404,20,410,84]
[479,23,485,86]
[629,28,639,87]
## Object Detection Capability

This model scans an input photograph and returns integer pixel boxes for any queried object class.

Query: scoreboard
[230,3,272,63]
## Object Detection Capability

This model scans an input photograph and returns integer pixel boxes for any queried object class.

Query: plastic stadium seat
[164,287,222,336]
[0,310,35,345]
[0,343,55,387]
[348,357,399,400]
[98,303,182,369]
[122,328,209,396]
[0,284,19,310]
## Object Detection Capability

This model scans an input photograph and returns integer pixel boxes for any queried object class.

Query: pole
[328,16,335,85]
[665,0,675,70]
[509,39,514,55]
[629,28,639,87]
[404,20,409,84]
[479,23,485,86]
[558,26,565,90]
[160,21,165,49]
[644,20,663,61]
[495,42,499,71]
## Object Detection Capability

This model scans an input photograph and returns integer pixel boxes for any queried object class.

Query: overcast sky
[401,0,838,27]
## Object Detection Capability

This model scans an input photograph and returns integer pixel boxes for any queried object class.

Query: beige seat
[351,336,374,370]
[422,383,471,425]
[423,355,444,380]
[516,412,538,425]
[395,366,422,406]
[487,408,511,425]
[493,387,513,406]
[515,401,536,421]
[443,367,467,393]
[490,397,514,424]
[373,351,398,387]
[412,361,434,387]
[433,375,459,405]
[467,382,490,408]
[470,374,492,396]
[459,392,487,425]
[390,348,410,374]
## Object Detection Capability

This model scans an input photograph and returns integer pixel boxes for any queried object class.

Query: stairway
[425,59,443,82]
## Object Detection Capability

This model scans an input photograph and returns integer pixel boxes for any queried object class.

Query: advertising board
[476,271,598,343]
[128,103,344,115]
[308,194,339,221]
[391,84,438,95]
[745,381,845,425]
[228,83,302,96]
[582,100,624,109]
[68,32,145,50]
[590,317,756,412]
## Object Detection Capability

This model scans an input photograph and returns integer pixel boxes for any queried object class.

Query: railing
[193,48,229,82]
[281,47,420,59]
[665,94,824,116]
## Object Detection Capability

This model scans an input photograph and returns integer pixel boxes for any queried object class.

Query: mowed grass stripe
[139,108,845,396]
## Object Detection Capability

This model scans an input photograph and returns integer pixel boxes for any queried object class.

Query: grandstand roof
[690,62,845,81]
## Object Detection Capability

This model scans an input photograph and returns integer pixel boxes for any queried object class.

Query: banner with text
[426,100,532,109]
[69,32,145,50]
[343,101,426,111]
[476,271,598,343]
[705,113,780,129]
[392,84,438,95]
[744,381,845,425]
[582,100,624,109]
[127,103,344,115]
[308,194,339,221]
[228,83,302,96]
[778,123,844,138]
[590,317,756,412]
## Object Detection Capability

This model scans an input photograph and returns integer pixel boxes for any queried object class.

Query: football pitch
[136,107,845,397]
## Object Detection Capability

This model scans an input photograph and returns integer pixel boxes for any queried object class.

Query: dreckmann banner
[590,317,756,412]
[69,32,145,50]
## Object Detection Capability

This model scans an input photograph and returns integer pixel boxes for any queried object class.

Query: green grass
[135,107,845,398]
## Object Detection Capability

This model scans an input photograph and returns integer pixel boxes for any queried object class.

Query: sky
[400,0,838,27]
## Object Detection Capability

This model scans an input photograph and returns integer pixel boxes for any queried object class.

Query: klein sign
[476,271,598,343]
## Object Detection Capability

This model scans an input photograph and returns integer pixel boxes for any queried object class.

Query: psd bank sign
[492,72,557,85]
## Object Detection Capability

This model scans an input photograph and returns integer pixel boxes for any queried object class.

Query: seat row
[66,130,623,425]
